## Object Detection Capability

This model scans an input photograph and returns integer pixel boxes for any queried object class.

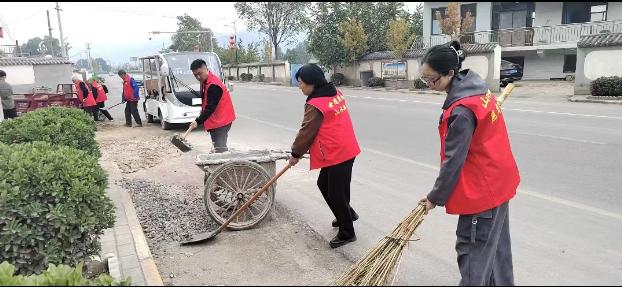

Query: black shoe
[332,213,359,227]
[330,235,357,248]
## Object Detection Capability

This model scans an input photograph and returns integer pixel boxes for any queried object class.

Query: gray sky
[0,2,422,65]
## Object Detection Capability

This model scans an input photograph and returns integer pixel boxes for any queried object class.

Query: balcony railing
[422,19,622,48]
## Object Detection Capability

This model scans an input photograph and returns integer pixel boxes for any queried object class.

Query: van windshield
[163,53,222,93]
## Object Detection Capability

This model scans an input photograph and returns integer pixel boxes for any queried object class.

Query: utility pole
[46,10,54,56]
[86,43,92,71]
[55,2,66,57]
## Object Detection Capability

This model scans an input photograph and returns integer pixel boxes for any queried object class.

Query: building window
[591,4,607,22]
[492,2,535,30]
[563,3,607,24]
[460,3,477,33]
[432,7,446,35]
[563,55,577,73]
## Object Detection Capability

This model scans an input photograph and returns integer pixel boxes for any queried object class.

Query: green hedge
[0,261,131,286]
[0,107,100,158]
[0,142,114,275]
[240,73,254,81]
[331,73,346,86]
[367,77,385,87]
[591,76,622,97]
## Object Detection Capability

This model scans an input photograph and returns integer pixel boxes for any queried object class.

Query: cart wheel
[204,160,275,230]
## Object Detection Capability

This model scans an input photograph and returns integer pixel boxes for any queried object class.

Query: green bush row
[591,76,622,97]
[0,261,131,286]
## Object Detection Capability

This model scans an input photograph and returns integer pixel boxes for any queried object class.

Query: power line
[0,14,16,42]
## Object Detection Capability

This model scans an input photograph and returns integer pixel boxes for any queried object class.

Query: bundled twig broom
[331,84,516,286]
[331,204,426,286]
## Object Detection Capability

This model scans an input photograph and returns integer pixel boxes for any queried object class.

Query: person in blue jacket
[118,70,142,127]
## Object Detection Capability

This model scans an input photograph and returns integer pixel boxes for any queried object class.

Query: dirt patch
[99,133,183,174]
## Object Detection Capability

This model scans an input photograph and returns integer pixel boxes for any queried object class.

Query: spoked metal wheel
[204,160,275,230]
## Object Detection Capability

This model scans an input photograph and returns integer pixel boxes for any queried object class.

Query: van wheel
[147,113,154,123]
[158,110,172,130]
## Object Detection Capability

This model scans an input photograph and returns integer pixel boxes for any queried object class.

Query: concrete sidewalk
[99,159,164,286]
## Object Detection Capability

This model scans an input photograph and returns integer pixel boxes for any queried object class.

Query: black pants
[456,201,514,286]
[208,123,232,153]
[3,108,16,119]
[317,157,357,239]
[83,106,98,121]
[125,101,142,125]
[97,102,113,121]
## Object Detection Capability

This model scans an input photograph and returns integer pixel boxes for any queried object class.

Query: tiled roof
[0,57,73,66]
[578,33,622,48]
[359,43,499,61]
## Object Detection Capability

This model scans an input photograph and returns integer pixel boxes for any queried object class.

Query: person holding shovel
[417,41,520,286]
[118,70,142,127]
[288,64,361,249]
[188,59,236,153]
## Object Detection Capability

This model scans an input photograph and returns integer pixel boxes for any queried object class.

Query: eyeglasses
[420,74,441,87]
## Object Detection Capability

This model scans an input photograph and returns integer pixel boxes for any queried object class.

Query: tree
[20,36,68,57]
[284,40,312,64]
[215,38,260,65]
[169,14,217,52]
[235,2,311,60]
[340,18,368,63]
[411,3,424,39]
[307,2,348,71]
[387,18,415,58]
[346,2,407,53]
[262,39,273,63]
[435,2,474,40]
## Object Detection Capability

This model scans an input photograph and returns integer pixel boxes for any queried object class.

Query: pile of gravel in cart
[118,178,218,251]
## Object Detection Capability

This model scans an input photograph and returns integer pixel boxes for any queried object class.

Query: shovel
[102,102,124,111]
[171,125,194,152]
[180,162,293,245]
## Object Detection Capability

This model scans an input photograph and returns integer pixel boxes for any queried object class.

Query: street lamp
[224,19,239,65]
[149,30,213,52]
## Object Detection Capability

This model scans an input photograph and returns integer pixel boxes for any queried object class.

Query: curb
[568,97,622,105]
[119,186,164,286]
[103,253,122,281]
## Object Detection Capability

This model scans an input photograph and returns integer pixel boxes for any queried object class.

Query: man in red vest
[89,78,113,121]
[188,59,236,153]
[72,75,98,121]
[288,64,361,249]
[418,41,520,286]
[118,70,142,127]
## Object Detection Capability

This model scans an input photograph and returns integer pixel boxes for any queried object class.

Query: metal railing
[422,19,622,48]
[0,44,29,57]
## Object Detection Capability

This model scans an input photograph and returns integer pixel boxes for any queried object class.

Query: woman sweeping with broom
[288,64,361,249]
[418,40,521,286]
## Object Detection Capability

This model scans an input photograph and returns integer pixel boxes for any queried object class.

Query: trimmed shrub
[414,78,427,89]
[331,73,346,86]
[0,142,114,275]
[591,76,622,97]
[0,107,99,158]
[240,73,254,82]
[0,261,131,286]
[367,77,385,87]
[254,74,266,82]
[227,76,236,81]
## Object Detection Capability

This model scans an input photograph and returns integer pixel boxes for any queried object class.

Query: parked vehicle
[501,59,523,86]
[140,51,224,130]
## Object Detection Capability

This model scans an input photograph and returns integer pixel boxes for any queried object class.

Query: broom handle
[216,162,292,233]
[496,83,515,106]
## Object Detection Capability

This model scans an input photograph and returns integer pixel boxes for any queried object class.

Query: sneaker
[125,123,132,127]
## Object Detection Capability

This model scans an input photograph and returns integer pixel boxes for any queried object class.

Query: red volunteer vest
[307,91,361,170]
[122,75,137,102]
[91,81,108,103]
[201,71,236,130]
[439,93,520,215]
[75,80,97,107]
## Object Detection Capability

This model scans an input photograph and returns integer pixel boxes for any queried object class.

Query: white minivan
[140,52,225,130]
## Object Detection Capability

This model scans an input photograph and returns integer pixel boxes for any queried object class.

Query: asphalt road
[101,75,622,285]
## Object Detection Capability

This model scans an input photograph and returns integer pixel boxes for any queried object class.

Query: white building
[422,2,622,80]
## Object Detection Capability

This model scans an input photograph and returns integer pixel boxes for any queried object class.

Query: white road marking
[238,113,622,222]
[510,131,609,145]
